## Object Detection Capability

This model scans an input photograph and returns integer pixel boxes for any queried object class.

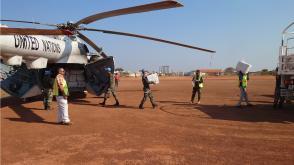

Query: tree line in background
[114,67,276,77]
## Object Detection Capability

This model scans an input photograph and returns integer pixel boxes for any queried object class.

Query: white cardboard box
[236,61,252,74]
[147,73,159,84]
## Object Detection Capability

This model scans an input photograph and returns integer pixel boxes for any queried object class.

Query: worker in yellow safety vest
[236,71,253,107]
[53,68,72,125]
[191,70,204,104]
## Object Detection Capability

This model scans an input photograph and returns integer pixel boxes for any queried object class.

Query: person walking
[100,67,120,107]
[191,70,204,104]
[236,71,253,107]
[139,70,157,109]
[53,68,72,125]
[42,69,54,110]
[274,68,283,108]
[114,72,120,88]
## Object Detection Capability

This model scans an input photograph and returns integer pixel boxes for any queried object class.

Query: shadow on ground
[5,105,58,125]
[158,100,294,123]
[1,96,58,125]
[0,96,41,108]
[2,96,293,124]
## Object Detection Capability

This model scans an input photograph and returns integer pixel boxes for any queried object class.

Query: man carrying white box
[236,61,253,107]
[139,70,158,109]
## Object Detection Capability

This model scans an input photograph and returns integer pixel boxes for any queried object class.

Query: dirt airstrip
[1,76,294,164]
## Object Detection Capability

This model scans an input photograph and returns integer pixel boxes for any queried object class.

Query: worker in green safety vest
[236,71,253,107]
[191,70,204,104]
[53,68,72,125]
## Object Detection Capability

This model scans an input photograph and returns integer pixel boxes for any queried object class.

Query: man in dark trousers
[42,69,54,110]
[100,67,120,107]
[191,70,203,104]
[139,70,157,109]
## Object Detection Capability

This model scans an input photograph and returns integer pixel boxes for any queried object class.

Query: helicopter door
[85,57,114,96]
[1,64,42,98]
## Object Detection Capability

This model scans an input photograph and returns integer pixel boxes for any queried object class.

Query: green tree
[115,68,124,72]
[224,67,235,75]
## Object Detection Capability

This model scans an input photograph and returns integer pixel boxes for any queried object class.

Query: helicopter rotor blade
[0,19,57,27]
[78,28,216,53]
[0,27,73,35]
[74,0,182,26]
[77,31,107,58]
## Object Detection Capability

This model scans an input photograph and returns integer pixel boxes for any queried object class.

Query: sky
[1,0,294,72]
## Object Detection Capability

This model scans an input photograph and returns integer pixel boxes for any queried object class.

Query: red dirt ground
[1,76,294,164]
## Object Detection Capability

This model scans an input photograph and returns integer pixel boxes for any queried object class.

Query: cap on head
[196,69,200,73]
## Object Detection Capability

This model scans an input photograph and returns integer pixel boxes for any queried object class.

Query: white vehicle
[274,22,294,108]
[0,0,215,99]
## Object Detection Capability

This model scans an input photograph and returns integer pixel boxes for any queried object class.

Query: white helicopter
[0,0,215,99]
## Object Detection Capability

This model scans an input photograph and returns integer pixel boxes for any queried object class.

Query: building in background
[199,69,224,76]
[159,66,170,75]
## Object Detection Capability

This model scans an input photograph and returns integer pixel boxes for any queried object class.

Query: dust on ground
[1,76,294,164]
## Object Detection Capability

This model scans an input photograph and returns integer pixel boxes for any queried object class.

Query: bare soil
[1,76,294,164]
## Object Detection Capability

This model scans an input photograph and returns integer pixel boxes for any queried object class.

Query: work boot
[113,102,120,106]
[139,105,144,109]
[100,102,106,107]
[46,106,51,111]
[152,104,158,109]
